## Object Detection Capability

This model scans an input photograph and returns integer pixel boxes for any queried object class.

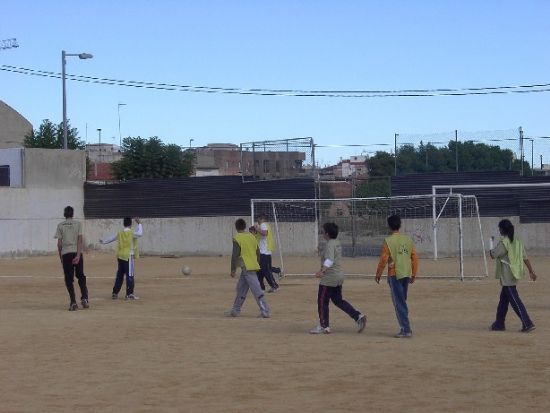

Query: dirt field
[1,254,549,413]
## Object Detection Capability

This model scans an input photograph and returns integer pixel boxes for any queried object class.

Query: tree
[111,136,195,180]
[24,119,85,150]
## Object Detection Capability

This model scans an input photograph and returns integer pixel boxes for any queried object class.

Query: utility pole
[519,127,524,176]
[394,133,398,176]
[455,129,458,172]
[531,138,534,175]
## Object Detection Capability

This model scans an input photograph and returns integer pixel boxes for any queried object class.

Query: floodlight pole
[62,50,93,149]
[118,103,127,147]
[394,133,398,176]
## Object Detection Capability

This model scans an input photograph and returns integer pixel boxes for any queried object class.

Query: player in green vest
[375,215,418,338]
[225,218,270,318]
[489,219,536,333]
[100,217,143,300]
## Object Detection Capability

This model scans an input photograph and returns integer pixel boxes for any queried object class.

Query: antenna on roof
[0,38,19,51]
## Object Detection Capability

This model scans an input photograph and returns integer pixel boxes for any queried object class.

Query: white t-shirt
[258,222,271,255]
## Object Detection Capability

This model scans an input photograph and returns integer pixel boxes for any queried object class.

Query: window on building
[0,165,10,186]
[263,159,270,173]
[275,160,281,173]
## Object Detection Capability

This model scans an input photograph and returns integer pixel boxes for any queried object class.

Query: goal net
[251,194,488,280]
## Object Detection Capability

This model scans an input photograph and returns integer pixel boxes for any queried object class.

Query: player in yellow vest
[375,215,418,338]
[54,206,89,311]
[254,214,279,293]
[225,218,271,318]
[489,219,536,333]
[100,217,143,300]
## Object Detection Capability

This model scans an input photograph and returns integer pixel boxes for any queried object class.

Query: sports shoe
[490,323,505,331]
[224,309,239,317]
[125,294,139,300]
[267,287,279,293]
[81,299,89,309]
[520,325,535,333]
[258,312,271,318]
[111,293,118,300]
[394,331,412,338]
[356,314,367,333]
[68,302,78,311]
[271,267,281,274]
[309,325,331,334]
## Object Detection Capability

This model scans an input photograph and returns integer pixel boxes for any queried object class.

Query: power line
[2,64,550,98]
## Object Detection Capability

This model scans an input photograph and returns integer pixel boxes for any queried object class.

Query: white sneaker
[267,287,279,293]
[309,325,331,334]
[125,294,139,300]
[356,314,367,333]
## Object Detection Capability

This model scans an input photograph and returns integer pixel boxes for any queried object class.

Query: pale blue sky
[1,1,550,166]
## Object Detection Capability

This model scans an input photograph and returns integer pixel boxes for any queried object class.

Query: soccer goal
[251,194,488,280]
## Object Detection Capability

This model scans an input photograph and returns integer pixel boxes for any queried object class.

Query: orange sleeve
[376,242,391,277]
[411,245,418,277]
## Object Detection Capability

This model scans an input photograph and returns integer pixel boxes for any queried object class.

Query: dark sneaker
[224,309,239,317]
[356,314,367,333]
[520,325,535,333]
[394,331,412,338]
[112,293,118,300]
[68,302,78,311]
[258,312,271,318]
[81,299,89,309]
[490,323,505,331]
[267,287,279,293]
[271,267,281,274]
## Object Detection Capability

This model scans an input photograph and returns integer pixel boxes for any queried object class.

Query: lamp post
[189,138,194,149]
[118,103,127,147]
[62,50,93,149]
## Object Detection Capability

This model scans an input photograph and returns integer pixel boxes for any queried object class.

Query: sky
[1,0,550,167]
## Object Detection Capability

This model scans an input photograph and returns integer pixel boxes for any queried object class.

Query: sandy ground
[1,253,549,413]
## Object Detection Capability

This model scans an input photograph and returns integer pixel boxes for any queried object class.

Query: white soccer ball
[181,265,192,276]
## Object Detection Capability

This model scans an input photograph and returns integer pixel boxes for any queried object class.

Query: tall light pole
[117,103,127,147]
[189,138,194,149]
[62,50,93,149]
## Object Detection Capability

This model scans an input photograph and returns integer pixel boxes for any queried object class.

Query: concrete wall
[0,100,32,149]
[0,149,86,257]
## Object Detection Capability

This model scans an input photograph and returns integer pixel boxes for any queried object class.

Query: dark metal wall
[84,176,315,219]
[391,171,550,222]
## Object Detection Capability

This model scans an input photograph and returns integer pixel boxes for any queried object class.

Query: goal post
[251,194,488,280]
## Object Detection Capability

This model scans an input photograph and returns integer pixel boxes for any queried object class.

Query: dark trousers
[494,286,533,329]
[388,276,412,334]
[112,257,135,296]
[61,253,88,303]
[258,254,278,290]
[317,284,361,328]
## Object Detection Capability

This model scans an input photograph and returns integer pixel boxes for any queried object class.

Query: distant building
[85,143,122,181]
[334,155,368,178]
[194,143,307,179]
[0,100,32,149]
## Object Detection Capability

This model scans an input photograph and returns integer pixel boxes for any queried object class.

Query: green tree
[111,136,195,180]
[24,119,84,149]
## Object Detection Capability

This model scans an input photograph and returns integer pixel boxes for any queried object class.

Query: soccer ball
[181,265,192,276]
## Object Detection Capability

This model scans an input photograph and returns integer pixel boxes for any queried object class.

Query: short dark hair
[498,219,515,242]
[235,218,247,231]
[64,206,74,218]
[322,222,339,239]
[256,214,267,222]
[388,215,401,231]
[123,217,132,227]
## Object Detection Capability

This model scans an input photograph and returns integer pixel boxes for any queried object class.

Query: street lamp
[97,128,102,162]
[118,103,127,147]
[62,50,93,149]
[189,138,194,149]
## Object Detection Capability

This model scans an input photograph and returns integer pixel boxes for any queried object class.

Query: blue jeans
[388,276,412,334]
